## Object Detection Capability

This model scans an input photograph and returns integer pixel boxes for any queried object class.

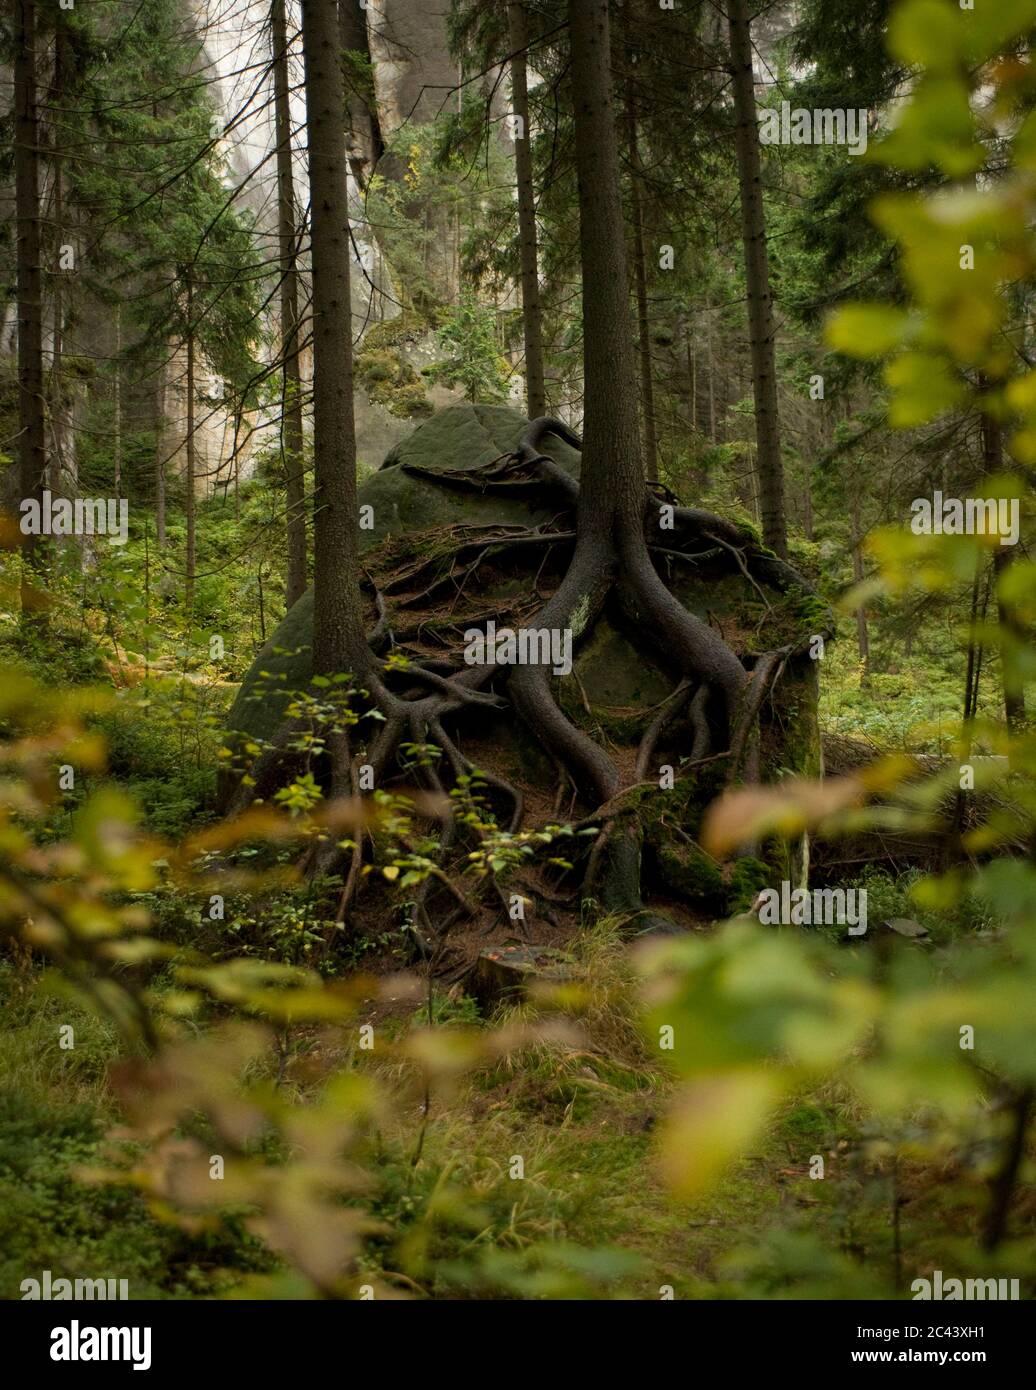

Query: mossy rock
[653,838,727,908]
[223,404,823,911]
[362,309,434,352]
[381,383,434,419]
[355,344,433,419]
[356,348,398,384]
[380,401,581,474]
[563,622,671,710]
[225,405,580,744]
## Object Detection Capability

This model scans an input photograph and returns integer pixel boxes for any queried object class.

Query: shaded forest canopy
[0,0,1034,1316]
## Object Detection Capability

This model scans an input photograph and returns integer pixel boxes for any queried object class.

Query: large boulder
[222,404,823,917]
[224,405,579,744]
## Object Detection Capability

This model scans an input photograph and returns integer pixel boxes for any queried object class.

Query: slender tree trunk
[849,483,870,683]
[144,520,151,691]
[50,204,63,496]
[947,557,985,858]
[273,0,308,609]
[50,179,62,497]
[982,409,1026,731]
[185,275,196,617]
[301,0,365,675]
[687,320,697,432]
[727,0,786,557]
[508,0,547,419]
[624,66,657,479]
[707,301,717,440]
[150,95,164,545]
[155,370,167,549]
[569,0,643,536]
[750,446,761,523]
[991,547,1026,731]
[15,0,47,606]
[113,304,122,499]
[804,408,826,542]
[962,560,983,722]
[234,410,242,522]
[49,9,66,496]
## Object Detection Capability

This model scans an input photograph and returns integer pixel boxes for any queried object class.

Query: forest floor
[0,608,1020,1300]
[0,912,993,1301]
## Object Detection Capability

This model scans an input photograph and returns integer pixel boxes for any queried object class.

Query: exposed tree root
[508,536,619,804]
[689,684,712,761]
[226,418,833,955]
[728,647,789,780]
[635,679,693,781]
[430,716,523,832]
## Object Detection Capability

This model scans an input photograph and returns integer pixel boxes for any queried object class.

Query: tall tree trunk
[727,0,786,557]
[848,483,870,683]
[982,409,1026,731]
[962,568,983,727]
[49,7,66,496]
[569,0,748,717]
[510,0,746,832]
[185,275,196,616]
[508,0,547,419]
[707,299,717,440]
[507,0,648,807]
[155,371,167,548]
[687,319,697,432]
[273,0,308,610]
[113,304,122,499]
[624,61,657,479]
[948,559,986,863]
[569,0,643,537]
[804,407,826,543]
[49,182,64,496]
[15,0,47,607]
[301,0,365,675]
[992,546,1026,732]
